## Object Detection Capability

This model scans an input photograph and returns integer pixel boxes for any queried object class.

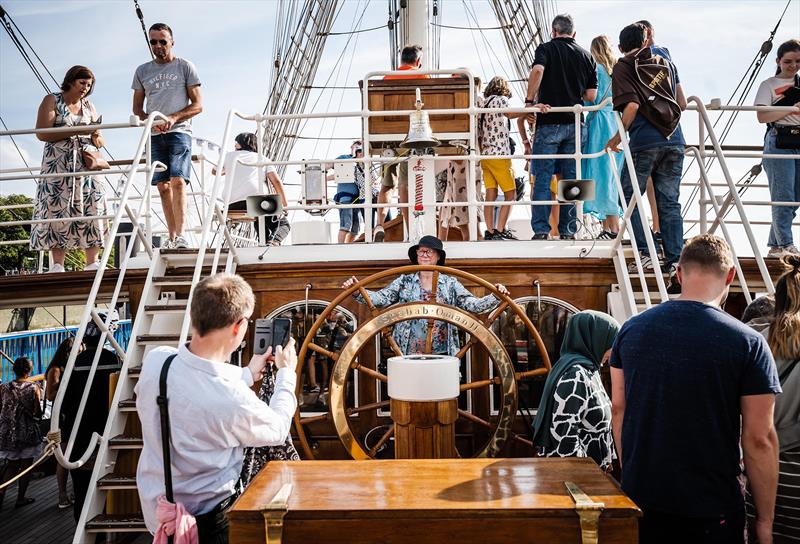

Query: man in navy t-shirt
[606,23,688,288]
[610,234,780,543]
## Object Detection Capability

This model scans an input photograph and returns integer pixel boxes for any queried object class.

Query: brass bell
[400,88,440,150]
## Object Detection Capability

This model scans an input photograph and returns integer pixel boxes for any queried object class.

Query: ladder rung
[85,514,147,533]
[108,435,143,449]
[159,248,229,256]
[144,303,188,314]
[97,474,137,490]
[128,366,142,378]
[119,398,137,412]
[136,334,187,344]
[152,275,194,285]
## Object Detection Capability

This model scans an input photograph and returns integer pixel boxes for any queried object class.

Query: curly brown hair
[484,76,512,99]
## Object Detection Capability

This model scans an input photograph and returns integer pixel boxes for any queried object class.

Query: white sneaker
[768,245,800,258]
[161,238,175,250]
[173,235,189,249]
[373,225,385,243]
[84,262,100,272]
[48,263,65,273]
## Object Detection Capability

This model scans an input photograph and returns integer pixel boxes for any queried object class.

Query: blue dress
[582,66,623,220]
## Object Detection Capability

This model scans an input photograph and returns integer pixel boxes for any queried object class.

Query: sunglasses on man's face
[149,39,169,46]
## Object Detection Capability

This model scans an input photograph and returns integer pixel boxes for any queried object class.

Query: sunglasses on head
[149,39,169,46]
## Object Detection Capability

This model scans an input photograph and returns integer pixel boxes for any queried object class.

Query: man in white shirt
[136,273,297,542]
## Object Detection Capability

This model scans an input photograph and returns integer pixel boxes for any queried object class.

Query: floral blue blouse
[355,273,499,356]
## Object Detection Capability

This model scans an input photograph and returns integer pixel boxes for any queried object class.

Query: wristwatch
[524,98,536,105]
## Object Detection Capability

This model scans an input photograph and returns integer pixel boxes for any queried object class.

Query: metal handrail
[48,111,168,470]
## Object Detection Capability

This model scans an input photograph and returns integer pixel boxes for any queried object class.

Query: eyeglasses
[149,39,169,46]
[416,248,436,257]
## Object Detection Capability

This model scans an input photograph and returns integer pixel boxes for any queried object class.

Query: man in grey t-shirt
[132,23,202,249]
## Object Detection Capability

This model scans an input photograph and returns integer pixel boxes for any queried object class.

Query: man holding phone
[136,273,297,543]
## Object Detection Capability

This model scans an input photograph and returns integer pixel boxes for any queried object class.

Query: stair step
[119,398,137,412]
[160,248,229,256]
[152,275,194,285]
[108,435,143,449]
[128,366,142,379]
[85,514,148,533]
[97,474,137,490]
[144,303,188,314]
[136,334,188,344]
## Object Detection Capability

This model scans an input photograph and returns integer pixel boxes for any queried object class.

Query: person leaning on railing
[754,39,800,259]
[32,65,106,273]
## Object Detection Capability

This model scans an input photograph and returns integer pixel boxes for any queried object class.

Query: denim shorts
[150,131,193,185]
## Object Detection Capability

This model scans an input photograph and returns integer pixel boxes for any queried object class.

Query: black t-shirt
[61,346,121,462]
[532,37,597,125]
[609,301,780,518]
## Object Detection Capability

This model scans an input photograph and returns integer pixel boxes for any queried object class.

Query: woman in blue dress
[582,36,624,240]
[342,235,509,356]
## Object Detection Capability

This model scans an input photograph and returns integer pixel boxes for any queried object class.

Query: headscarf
[531,310,620,451]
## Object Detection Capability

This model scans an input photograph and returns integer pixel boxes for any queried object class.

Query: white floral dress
[30,93,106,251]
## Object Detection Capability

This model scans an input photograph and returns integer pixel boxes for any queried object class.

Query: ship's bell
[401,88,440,150]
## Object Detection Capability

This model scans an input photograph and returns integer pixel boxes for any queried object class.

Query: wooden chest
[228,457,640,543]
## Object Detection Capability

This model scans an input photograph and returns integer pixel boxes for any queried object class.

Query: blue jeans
[763,128,800,248]
[335,182,361,234]
[620,146,685,265]
[150,132,193,184]
[530,123,584,236]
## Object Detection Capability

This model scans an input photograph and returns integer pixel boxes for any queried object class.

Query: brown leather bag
[82,148,110,171]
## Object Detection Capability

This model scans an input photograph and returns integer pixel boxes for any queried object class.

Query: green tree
[0,194,35,273]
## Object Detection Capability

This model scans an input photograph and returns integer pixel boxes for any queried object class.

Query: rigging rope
[430,22,509,30]
[681,0,792,222]
[133,0,155,60]
[321,22,386,35]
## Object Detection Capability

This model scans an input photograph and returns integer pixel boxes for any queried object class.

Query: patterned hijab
[531,310,620,451]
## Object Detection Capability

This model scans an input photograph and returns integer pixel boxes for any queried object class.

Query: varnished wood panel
[229,457,640,544]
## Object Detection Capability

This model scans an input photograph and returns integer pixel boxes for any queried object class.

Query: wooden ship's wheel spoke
[294,264,553,460]
[368,426,395,457]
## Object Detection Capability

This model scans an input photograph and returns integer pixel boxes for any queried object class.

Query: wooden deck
[1,470,75,544]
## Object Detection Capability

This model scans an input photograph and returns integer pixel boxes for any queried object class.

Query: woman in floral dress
[239,363,300,489]
[31,65,106,273]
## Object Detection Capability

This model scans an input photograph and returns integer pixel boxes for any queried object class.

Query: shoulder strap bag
[768,74,800,150]
[158,355,179,506]
[779,358,800,385]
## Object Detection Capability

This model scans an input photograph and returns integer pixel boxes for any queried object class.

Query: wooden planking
[1,471,76,544]
[229,457,639,544]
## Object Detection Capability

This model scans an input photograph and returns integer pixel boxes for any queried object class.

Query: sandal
[14,497,35,508]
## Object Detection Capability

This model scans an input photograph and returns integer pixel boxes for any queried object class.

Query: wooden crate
[228,457,640,543]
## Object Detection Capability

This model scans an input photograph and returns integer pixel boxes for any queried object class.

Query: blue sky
[1,0,798,249]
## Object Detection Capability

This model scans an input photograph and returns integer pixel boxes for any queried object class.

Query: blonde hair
[190,273,254,336]
[769,255,800,360]
[590,35,617,76]
[484,76,512,99]
[678,235,734,276]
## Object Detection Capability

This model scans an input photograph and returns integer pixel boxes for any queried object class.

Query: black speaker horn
[556,179,596,202]
[245,195,284,216]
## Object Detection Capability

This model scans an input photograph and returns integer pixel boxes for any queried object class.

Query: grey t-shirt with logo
[132,57,201,134]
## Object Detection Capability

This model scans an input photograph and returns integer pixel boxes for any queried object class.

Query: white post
[403,0,429,60]
[698,117,707,233]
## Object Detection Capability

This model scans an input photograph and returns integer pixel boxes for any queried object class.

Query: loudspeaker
[245,195,284,216]
[556,179,595,202]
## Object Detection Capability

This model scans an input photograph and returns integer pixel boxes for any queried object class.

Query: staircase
[74,247,235,542]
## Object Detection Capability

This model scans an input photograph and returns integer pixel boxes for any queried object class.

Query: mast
[395,0,432,68]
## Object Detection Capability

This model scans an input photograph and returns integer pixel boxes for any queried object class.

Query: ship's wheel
[293,265,552,459]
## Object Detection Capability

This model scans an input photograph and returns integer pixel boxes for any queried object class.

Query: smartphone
[253,318,292,355]
[271,317,292,352]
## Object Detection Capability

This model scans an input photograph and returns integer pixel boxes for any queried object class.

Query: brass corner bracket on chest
[565,481,605,544]
[261,483,292,544]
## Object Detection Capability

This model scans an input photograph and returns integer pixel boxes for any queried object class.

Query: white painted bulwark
[387,354,460,401]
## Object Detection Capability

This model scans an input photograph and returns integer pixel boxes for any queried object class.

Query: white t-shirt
[754,76,800,126]
[222,150,277,204]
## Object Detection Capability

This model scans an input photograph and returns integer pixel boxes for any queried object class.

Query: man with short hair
[525,14,597,240]
[374,44,432,242]
[136,273,297,542]
[610,234,780,544]
[606,23,685,285]
[133,23,202,249]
